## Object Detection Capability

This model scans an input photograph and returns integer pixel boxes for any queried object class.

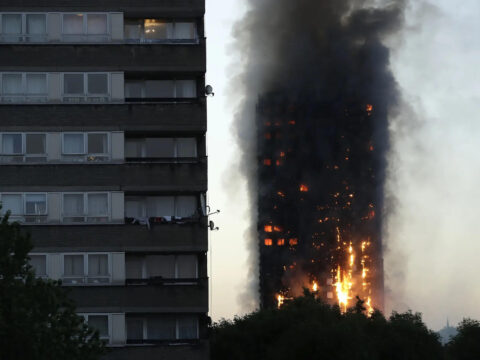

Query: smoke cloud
[231,0,406,311]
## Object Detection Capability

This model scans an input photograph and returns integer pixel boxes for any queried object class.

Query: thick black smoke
[232,0,405,310]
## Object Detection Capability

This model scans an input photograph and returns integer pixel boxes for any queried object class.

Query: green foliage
[211,290,443,360]
[446,318,480,360]
[0,210,106,360]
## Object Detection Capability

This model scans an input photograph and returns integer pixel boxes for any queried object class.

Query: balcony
[0,1,205,17]
[0,161,207,192]
[27,221,208,252]
[0,44,205,73]
[0,102,206,132]
[69,280,208,313]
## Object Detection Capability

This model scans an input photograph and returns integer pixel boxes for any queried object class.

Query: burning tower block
[257,92,385,312]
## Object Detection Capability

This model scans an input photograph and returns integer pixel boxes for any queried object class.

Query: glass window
[88,315,109,338]
[177,138,197,157]
[64,74,84,95]
[26,134,46,154]
[147,316,176,340]
[145,80,174,98]
[25,194,47,215]
[147,196,174,217]
[124,20,142,40]
[125,198,146,218]
[177,255,197,279]
[87,14,107,35]
[26,74,47,95]
[127,318,144,341]
[88,133,107,154]
[146,138,175,157]
[2,134,22,154]
[88,254,109,276]
[144,19,169,40]
[125,81,143,98]
[26,14,46,35]
[146,255,175,278]
[2,14,22,34]
[125,256,144,279]
[174,23,196,40]
[1,194,23,215]
[87,194,108,216]
[125,139,146,157]
[63,14,84,34]
[87,74,108,95]
[176,80,196,98]
[64,254,84,276]
[175,196,197,218]
[30,255,47,276]
[63,134,85,154]
[63,194,84,216]
[178,316,198,339]
[2,74,23,95]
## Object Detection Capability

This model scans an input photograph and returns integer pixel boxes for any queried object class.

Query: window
[62,193,109,223]
[125,80,196,100]
[25,194,47,215]
[0,193,47,223]
[88,315,109,339]
[62,73,110,102]
[62,133,109,162]
[0,73,47,103]
[0,14,46,42]
[0,133,47,163]
[125,254,198,281]
[62,13,110,42]
[63,254,111,284]
[29,254,47,277]
[125,138,197,159]
[124,19,197,43]
[126,315,199,343]
[125,196,197,219]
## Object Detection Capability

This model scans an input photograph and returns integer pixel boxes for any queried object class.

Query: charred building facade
[257,94,385,311]
[0,1,208,359]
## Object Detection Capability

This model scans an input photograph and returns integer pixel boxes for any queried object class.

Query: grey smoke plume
[231,0,406,311]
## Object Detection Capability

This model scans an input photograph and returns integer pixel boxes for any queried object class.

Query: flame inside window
[299,184,309,192]
[264,225,273,233]
[277,238,285,246]
[289,238,298,246]
[265,239,273,246]
[264,159,272,166]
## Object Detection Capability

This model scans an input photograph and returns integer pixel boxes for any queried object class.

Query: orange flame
[299,184,309,192]
[264,239,273,246]
[264,225,273,233]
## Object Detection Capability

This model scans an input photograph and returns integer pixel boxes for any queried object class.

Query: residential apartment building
[0,1,208,359]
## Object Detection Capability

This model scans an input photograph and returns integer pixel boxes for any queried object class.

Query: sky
[205,0,480,331]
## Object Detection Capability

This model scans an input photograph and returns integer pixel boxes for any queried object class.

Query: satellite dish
[205,85,215,96]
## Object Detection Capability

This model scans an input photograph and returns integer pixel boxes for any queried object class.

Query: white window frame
[61,132,111,162]
[0,13,48,43]
[62,253,112,285]
[127,254,198,281]
[61,13,111,42]
[62,72,111,103]
[0,132,48,163]
[79,313,112,343]
[0,72,49,103]
[61,192,111,223]
[124,19,198,43]
[28,253,49,278]
[124,195,197,219]
[0,192,48,223]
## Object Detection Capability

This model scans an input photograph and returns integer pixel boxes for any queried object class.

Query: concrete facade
[0,1,209,359]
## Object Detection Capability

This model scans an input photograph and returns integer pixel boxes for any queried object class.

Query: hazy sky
[206,0,480,330]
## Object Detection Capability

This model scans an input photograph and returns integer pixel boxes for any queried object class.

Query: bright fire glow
[299,184,309,192]
[312,281,318,292]
[277,294,285,309]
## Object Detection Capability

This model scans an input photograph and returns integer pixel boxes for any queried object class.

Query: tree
[0,209,106,360]
[211,290,443,360]
[446,318,480,360]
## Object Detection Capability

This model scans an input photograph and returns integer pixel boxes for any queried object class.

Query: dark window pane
[146,138,174,157]
[127,318,144,341]
[147,316,176,340]
[88,133,107,154]
[64,74,84,94]
[88,74,108,94]
[88,315,108,338]
[30,255,47,276]
[26,134,46,154]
